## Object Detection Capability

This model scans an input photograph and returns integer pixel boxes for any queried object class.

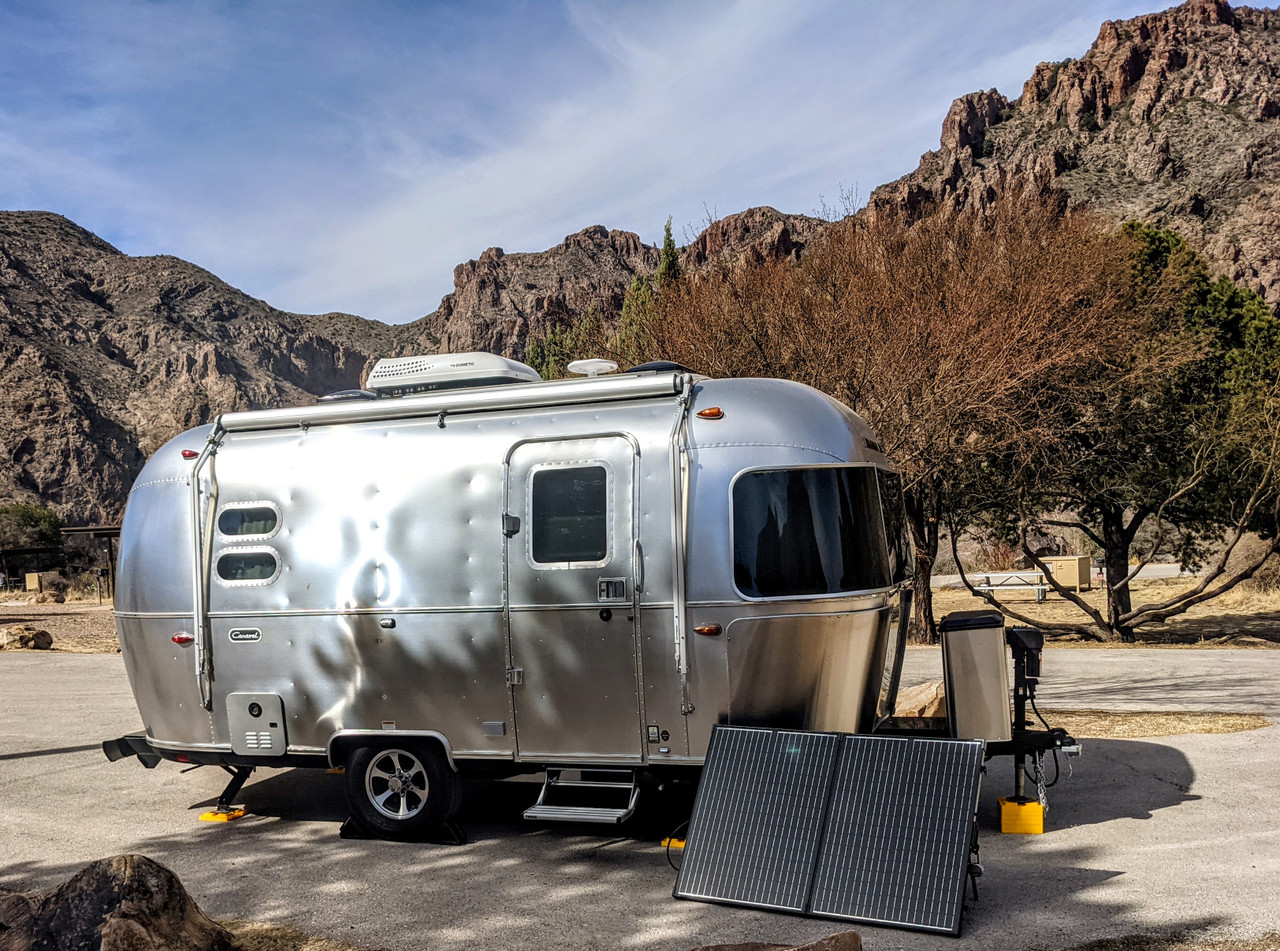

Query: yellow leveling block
[661,837,686,849]
[199,809,247,823]
[999,798,1044,834]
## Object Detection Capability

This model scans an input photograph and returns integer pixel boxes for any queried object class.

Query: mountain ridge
[4,0,1280,523]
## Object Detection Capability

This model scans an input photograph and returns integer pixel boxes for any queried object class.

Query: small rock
[21,629,53,650]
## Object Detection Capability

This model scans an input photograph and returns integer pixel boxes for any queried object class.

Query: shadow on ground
[0,738,1211,950]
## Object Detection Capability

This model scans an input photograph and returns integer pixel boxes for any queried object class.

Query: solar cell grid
[674,728,839,912]
[673,727,984,936]
[809,736,984,934]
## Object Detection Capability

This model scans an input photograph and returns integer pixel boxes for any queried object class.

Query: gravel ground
[0,600,117,653]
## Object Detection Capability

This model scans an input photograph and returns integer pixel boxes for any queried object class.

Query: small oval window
[218,506,278,537]
[216,551,278,582]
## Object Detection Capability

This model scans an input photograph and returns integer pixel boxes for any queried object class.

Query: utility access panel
[674,727,984,936]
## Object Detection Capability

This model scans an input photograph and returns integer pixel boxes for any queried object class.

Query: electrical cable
[665,819,689,871]
[1027,691,1062,786]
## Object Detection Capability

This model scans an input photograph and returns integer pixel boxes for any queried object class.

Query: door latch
[506,667,524,686]
[502,514,521,537]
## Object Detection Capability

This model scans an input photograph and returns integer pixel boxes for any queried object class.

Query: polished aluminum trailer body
[115,369,911,773]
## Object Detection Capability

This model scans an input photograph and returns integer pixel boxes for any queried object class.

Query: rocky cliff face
[400,206,821,359]
[871,0,1280,306]
[0,212,399,523]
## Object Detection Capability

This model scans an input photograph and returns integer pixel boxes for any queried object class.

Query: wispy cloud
[0,0,1156,323]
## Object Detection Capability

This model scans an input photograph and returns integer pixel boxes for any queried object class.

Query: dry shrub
[971,538,1019,571]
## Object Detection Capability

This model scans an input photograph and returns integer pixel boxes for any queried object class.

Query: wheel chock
[199,808,247,822]
[999,797,1044,834]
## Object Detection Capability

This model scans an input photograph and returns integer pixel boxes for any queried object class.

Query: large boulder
[0,626,53,651]
[0,855,231,951]
[893,680,947,718]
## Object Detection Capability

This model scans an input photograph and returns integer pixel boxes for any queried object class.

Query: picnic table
[974,570,1050,602]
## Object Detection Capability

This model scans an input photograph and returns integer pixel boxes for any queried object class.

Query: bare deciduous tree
[648,199,1129,640]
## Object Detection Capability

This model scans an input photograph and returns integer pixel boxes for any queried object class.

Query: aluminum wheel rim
[365,748,429,821]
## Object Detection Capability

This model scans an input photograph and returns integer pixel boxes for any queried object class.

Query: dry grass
[931,578,1280,646]
[0,600,118,653]
[224,919,388,951]
[1042,710,1270,739]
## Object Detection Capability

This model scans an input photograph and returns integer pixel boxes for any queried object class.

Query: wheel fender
[326,730,456,771]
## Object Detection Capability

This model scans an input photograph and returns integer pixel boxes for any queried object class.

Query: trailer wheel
[346,743,459,840]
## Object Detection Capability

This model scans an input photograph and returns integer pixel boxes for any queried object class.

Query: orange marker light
[696,407,724,419]
[694,624,722,636]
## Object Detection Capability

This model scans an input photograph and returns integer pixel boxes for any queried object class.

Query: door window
[529,465,610,565]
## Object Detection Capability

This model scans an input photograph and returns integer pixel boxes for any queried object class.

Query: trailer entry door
[505,436,643,763]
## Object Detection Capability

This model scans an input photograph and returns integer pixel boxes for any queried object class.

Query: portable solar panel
[673,727,841,912]
[674,727,984,936]
[809,736,985,934]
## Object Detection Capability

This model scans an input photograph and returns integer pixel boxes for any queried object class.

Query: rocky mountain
[0,207,813,523]
[871,0,1280,306]
[4,0,1280,525]
[0,212,399,523]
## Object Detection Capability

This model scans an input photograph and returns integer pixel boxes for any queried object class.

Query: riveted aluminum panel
[209,611,511,755]
[117,616,213,746]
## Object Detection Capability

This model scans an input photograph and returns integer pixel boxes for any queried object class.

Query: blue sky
[1,0,1159,324]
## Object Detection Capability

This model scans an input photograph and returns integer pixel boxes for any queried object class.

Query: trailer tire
[345,742,459,840]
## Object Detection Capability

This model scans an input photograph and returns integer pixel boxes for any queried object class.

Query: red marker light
[172,633,195,645]
[181,449,199,460]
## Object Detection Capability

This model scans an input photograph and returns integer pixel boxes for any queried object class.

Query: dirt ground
[0,599,118,653]
[931,577,1280,646]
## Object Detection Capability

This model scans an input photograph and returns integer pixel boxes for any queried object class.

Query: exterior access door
[504,436,644,763]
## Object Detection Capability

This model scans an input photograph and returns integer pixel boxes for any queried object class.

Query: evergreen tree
[657,217,680,287]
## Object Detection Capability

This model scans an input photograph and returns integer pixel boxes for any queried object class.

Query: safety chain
[1033,752,1049,814]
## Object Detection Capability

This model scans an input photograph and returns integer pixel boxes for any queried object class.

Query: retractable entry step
[523,768,640,824]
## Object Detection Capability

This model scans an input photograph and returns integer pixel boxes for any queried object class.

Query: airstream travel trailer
[105,352,918,838]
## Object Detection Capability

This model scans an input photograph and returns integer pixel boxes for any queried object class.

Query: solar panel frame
[673,726,984,936]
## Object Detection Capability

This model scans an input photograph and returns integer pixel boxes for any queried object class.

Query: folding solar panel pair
[673,727,985,936]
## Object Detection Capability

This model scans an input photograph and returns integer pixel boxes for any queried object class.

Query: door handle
[635,540,645,593]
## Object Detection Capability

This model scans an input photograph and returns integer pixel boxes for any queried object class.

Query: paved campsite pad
[2,651,1278,951]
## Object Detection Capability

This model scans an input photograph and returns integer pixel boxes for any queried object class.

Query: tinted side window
[216,551,278,582]
[733,467,890,598]
[531,466,609,564]
[876,470,914,585]
[218,506,278,537]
